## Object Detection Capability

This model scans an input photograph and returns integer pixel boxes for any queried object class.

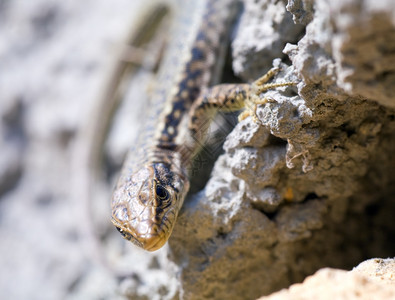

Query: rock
[351,258,395,286]
[232,0,305,79]
[168,0,395,299]
[258,259,395,300]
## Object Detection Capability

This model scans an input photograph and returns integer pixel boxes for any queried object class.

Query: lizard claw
[238,67,296,123]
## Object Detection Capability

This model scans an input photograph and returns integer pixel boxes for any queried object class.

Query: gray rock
[167,0,395,299]
[232,0,305,79]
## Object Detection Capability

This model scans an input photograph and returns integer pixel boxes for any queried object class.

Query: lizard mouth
[111,218,144,248]
[140,233,167,251]
[111,216,168,251]
[114,224,144,248]
[115,224,167,251]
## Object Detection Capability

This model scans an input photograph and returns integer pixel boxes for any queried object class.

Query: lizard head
[111,162,189,251]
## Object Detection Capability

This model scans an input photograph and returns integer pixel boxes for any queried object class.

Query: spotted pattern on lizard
[111,0,295,251]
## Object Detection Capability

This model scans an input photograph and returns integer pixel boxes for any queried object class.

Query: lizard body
[111,0,295,251]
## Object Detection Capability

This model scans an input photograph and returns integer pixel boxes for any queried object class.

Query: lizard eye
[156,184,170,201]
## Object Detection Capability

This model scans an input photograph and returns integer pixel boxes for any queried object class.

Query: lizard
[110,0,296,252]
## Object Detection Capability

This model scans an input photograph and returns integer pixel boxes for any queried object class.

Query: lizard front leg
[189,67,296,140]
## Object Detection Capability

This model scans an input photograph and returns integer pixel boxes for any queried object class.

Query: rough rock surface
[232,0,305,79]
[0,0,394,300]
[168,0,395,298]
[258,258,395,300]
[352,258,395,286]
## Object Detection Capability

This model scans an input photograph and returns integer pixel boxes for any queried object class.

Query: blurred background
[0,0,179,299]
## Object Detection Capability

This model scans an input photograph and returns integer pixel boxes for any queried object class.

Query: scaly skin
[110,0,295,251]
